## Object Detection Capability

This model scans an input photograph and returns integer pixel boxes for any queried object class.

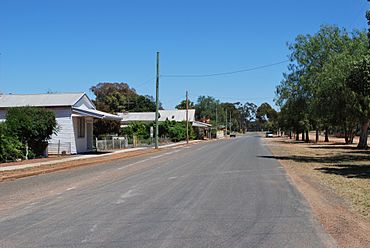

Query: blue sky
[0,0,367,109]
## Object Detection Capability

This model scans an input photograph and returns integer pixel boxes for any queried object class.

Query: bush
[5,106,58,157]
[0,122,24,162]
[122,120,195,143]
[122,122,150,139]
[160,120,195,142]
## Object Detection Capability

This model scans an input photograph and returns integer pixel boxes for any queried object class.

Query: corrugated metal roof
[192,121,212,128]
[119,109,195,122]
[119,112,155,122]
[0,93,85,108]
[72,107,122,120]
[159,109,195,122]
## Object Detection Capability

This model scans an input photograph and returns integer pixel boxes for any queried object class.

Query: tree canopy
[5,107,58,157]
[90,82,159,136]
[175,99,195,110]
[275,24,369,147]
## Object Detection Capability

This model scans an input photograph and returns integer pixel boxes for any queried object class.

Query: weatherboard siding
[0,107,77,154]
[49,107,76,154]
[0,110,6,121]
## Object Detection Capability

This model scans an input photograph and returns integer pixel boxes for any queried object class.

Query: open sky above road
[0,0,367,109]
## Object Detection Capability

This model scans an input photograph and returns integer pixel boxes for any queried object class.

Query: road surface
[0,134,334,248]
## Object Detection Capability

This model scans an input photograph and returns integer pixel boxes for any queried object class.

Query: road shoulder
[264,136,370,248]
[0,140,202,182]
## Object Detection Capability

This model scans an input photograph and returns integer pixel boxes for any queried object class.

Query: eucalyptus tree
[276,25,367,142]
[316,31,367,143]
[256,103,278,132]
[276,68,310,140]
[175,99,195,110]
[346,55,370,149]
[195,96,222,122]
[239,102,257,131]
[90,82,158,136]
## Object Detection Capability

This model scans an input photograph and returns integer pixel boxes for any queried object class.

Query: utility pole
[155,52,160,149]
[225,109,228,136]
[186,90,189,144]
[229,111,232,133]
[215,107,218,130]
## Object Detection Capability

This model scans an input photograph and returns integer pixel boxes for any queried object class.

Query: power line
[188,93,274,102]
[133,76,156,89]
[161,59,289,78]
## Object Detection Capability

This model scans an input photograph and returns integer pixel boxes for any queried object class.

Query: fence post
[104,138,107,150]
[112,137,114,150]
[95,137,98,152]
[58,140,61,156]
[25,142,29,160]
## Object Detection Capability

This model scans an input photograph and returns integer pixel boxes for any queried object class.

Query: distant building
[119,109,195,123]
[118,109,211,128]
[0,93,121,154]
[118,109,212,139]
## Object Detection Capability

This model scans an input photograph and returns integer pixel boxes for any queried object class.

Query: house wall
[0,107,77,154]
[0,109,6,121]
[48,107,76,154]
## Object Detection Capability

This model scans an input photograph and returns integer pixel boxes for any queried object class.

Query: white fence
[96,137,128,151]
[47,141,71,155]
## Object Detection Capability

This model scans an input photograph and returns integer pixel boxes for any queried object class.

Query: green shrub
[122,120,194,143]
[122,122,150,139]
[5,106,58,157]
[161,120,194,142]
[0,122,24,162]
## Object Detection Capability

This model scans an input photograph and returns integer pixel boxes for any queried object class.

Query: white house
[0,93,121,154]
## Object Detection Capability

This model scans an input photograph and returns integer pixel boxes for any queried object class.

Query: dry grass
[263,134,370,247]
[265,134,370,218]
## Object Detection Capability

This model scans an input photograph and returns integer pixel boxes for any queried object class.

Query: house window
[77,118,85,138]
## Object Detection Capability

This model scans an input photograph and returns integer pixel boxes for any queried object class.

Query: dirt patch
[0,148,169,182]
[0,156,66,167]
[264,135,370,247]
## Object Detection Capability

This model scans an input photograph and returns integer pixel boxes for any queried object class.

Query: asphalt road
[0,134,334,248]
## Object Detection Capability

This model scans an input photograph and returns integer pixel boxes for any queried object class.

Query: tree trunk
[301,131,305,141]
[289,130,292,139]
[357,119,369,149]
[345,132,349,144]
[296,131,299,141]
[344,128,349,144]
[315,129,319,143]
[305,130,309,143]
[324,127,329,142]
[350,132,355,144]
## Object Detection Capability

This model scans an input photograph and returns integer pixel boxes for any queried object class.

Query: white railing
[47,141,71,155]
[95,137,128,151]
